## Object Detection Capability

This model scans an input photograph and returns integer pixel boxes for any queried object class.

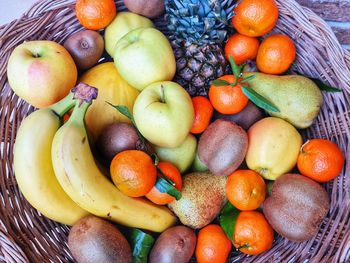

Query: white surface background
[0,0,39,26]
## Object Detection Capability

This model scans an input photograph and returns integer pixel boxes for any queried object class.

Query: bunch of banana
[14,89,89,225]
[15,82,176,232]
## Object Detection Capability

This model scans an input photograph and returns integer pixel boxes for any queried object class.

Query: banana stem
[49,92,75,118]
[49,82,98,118]
[67,102,91,127]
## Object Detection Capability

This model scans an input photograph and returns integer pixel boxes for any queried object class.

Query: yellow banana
[14,91,89,225]
[51,83,176,232]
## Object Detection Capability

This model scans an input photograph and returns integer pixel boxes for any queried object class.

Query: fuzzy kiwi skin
[198,119,248,176]
[68,216,132,263]
[212,101,265,130]
[64,30,104,71]
[124,0,165,18]
[149,226,196,263]
[168,172,227,229]
[97,123,139,162]
[263,174,330,242]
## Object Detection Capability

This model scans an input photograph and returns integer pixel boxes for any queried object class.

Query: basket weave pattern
[0,0,349,262]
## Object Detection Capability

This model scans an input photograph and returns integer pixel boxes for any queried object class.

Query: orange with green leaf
[146,162,183,205]
[220,202,274,256]
[209,57,280,115]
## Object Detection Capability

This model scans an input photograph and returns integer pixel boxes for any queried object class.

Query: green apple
[7,40,77,108]
[105,12,154,56]
[155,134,197,173]
[191,151,209,172]
[114,28,176,90]
[133,81,194,148]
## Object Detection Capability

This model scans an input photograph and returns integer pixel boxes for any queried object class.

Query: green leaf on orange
[241,85,280,112]
[229,56,243,80]
[151,153,160,166]
[212,79,231,86]
[219,202,240,242]
[154,174,182,200]
[127,228,154,263]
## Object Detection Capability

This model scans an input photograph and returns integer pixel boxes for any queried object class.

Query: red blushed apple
[7,40,78,108]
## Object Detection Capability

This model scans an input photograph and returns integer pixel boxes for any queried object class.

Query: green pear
[191,151,208,172]
[155,134,197,173]
[244,72,323,128]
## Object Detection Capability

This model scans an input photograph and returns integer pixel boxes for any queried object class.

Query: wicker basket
[0,0,349,262]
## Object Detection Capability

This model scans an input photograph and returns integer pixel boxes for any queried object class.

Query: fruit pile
[7,0,346,262]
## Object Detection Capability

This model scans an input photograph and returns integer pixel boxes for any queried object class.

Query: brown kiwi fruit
[68,215,132,263]
[123,0,165,18]
[64,30,104,71]
[263,174,330,242]
[198,119,248,176]
[212,101,265,130]
[149,226,196,263]
[97,123,139,162]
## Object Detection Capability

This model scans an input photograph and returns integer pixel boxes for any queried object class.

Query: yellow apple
[7,41,77,108]
[105,12,154,56]
[155,134,197,173]
[114,28,176,90]
[133,81,194,148]
[246,117,302,180]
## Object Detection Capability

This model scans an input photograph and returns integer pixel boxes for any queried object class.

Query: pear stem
[300,140,310,154]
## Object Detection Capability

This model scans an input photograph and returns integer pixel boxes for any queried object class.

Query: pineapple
[165,0,235,97]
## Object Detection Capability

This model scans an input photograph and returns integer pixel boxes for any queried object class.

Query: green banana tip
[72,82,98,105]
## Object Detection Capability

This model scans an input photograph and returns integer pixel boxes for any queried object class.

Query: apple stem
[160,85,166,103]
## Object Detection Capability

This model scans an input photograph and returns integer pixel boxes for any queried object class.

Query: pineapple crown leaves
[165,0,236,44]
[212,56,280,113]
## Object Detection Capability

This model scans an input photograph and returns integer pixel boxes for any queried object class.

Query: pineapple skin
[172,40,229,97]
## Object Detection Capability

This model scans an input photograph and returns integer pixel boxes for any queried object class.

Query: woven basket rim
[0,0,350,262]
